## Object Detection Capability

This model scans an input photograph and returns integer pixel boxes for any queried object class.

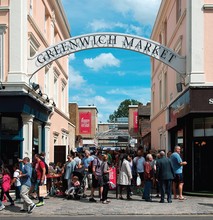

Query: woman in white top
[118,154,132,200]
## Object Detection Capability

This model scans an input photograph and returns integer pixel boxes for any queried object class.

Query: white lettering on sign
[28,33,186,77]
[81,118,90,127]
[209,98,213,104]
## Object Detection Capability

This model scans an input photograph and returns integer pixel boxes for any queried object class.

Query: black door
[54,145,66,165]
[194,139,213,191]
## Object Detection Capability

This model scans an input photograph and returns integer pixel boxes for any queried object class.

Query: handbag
[39,185,47,197]
[136,175,141,186]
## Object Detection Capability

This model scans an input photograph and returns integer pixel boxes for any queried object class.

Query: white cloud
[89,19,143,35]
[117,71,125,76]
[89,20,111,32]
[94,96,107,104]
[81,88,96,96]
[107,87,151,104]
[84,53,120,71]
[71,95,80,102]
[69,95,107,109]
[110,0,161,26]
[69,54,76,61]
[69,66,86,89]
[107,88,129,95]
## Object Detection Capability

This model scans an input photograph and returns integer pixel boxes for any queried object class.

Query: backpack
[88,158,100,174]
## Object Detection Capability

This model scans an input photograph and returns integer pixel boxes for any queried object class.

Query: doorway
[54,145,66,165]
[0,140,21,171]
[193,139,213,191]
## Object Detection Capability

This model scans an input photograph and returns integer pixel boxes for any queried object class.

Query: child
[0,168,14,206]
[11,164,21,202]
[65,176,80,197]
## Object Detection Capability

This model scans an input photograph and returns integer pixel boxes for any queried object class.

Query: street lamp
[0,81,5,90]
[31,82,40,91]
[42,93,50,103]
[49,98,56,107]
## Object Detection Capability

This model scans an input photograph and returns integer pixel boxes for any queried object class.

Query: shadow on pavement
[4,204,21,213]
[198,203,213,208]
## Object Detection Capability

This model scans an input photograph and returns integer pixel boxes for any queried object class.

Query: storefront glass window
[193,117,213,137]
[193,118,204,137]
[205,117,213,137]
[1,117,19,135]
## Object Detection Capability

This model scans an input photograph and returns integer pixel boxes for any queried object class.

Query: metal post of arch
[28,32,186,79]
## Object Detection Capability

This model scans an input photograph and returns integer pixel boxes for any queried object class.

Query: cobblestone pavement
[1,191,213,217]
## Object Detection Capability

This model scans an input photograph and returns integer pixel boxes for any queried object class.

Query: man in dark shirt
[156,151,175,203]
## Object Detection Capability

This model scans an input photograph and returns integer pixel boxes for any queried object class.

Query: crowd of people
[0,145,187,213]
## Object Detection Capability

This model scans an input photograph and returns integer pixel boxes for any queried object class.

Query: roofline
[79,106,97,109]
[129,105,138,108]
[151,0,165,39]
[56,0,71,37]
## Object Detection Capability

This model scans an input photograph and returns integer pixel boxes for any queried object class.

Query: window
[53,70,59,106]
[159,80,162,109]
[174,37,183,90]
[205,117,213,136]
[50,21,55,44]
[160,133,163,149]
[29,0,33,16]
[159,33,162,44]
[152,91,155,115]
[44,66,50,95]
[44,13,48,34]
[194,117,213,137]
[61,80,66,112]
[51,11,55,44]
[164,20,167,45]
[1,117,19,135]
[53,132,59,145]
[62,132,68,145]
[29,33,40,57]
[152,58,155,74]
[164,72,167,104]
[176,0,181,22]
[0,25,7,81]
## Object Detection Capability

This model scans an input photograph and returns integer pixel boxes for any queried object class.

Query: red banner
[79,112,91,134]
[109,167,117,190]
[133,111,138,133]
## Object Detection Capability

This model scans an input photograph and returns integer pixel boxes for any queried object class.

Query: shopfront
[0,91,52,168]
[167,87,213,192]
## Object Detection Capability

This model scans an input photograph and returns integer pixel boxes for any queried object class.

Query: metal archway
[28,32,186,77]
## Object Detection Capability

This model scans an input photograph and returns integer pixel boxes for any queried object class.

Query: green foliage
[108,99,141,122]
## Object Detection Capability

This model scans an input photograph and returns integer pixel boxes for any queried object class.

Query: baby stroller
[66,170,86,200]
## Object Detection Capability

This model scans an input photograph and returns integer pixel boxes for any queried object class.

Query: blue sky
[61,0,162,122]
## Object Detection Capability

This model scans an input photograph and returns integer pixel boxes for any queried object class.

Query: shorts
[174,173,184,184]
[92,175,103,188]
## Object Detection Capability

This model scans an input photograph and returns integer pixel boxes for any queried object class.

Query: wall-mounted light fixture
[30,82,55,107]
[176,73,187,93]
[49,98,56,107]
[176,82,183,93]
[0,81,5,90]
[42,93,50,103]
[32,82,40,91]
[38,89,43,96]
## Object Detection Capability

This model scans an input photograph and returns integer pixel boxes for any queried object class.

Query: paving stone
[1,191,213,216]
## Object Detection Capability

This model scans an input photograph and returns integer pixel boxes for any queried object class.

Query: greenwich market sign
[28,33,186,76]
